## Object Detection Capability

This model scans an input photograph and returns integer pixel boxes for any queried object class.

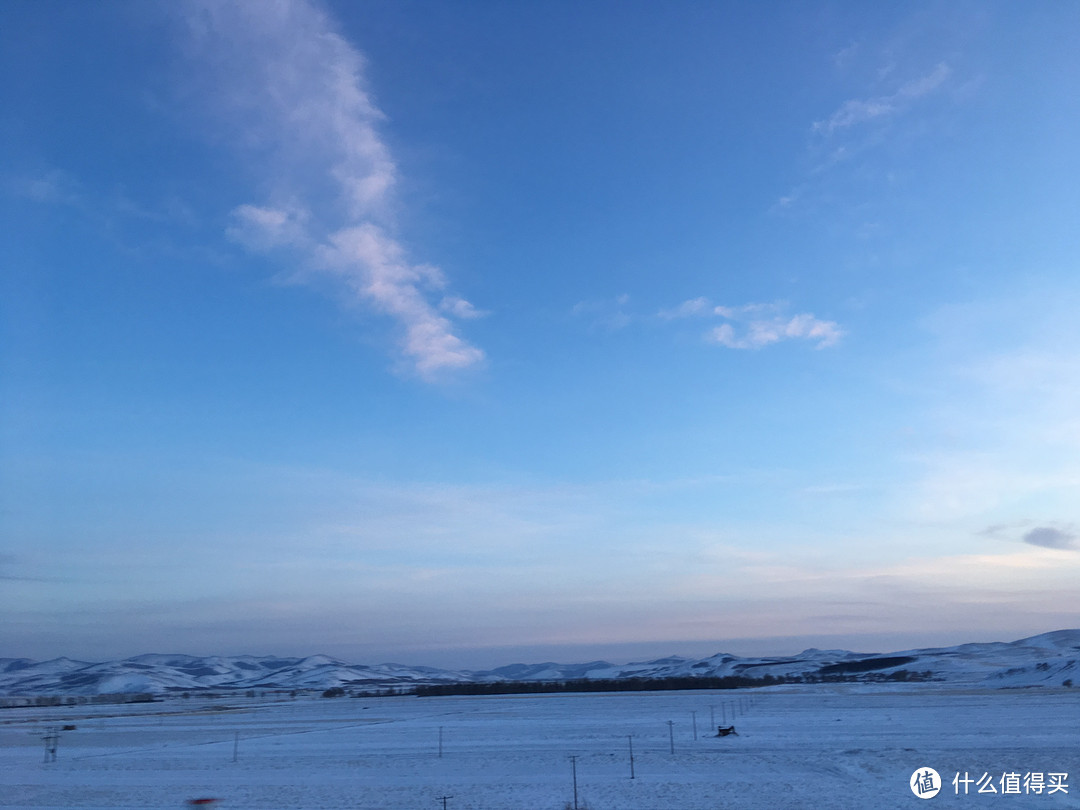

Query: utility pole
[710,705,715,729]
[569,755,579,810]
[627,735,635,780]
[437,795,453,810]
[667,720,675,754]
[691,711,697,741]
[438,726,443,759]
[232,731,239,763]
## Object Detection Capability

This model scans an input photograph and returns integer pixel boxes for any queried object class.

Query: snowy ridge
[2,629,1077,696]
[0,654,474,696]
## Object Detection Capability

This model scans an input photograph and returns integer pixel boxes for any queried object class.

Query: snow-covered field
[2,686,1077,809]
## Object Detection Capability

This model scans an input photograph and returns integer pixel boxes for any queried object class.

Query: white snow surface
[1,686,1077,809]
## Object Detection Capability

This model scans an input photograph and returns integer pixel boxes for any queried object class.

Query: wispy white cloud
[776,60,955,211]
[812,62,951,135]
[657,296,711,319]
[656,297,844,349]
[8,167,206,254]
[814,98,894,134]
[772,185,805,212]
[711,312,844,350]
[226,203,310,252]
[439,295,488,320]
[11,168,82,205]
[183,0,483,379]
[711,301,783,320]
[657,298,843,350]
[831,42,861,70]
[897,63,953,99]
[572,293,632,331]
[318,225,484,375]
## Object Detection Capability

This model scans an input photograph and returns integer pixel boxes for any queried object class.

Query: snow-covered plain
[2,687,1078,810]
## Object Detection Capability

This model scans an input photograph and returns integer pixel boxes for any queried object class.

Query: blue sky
[3,0,1080,668]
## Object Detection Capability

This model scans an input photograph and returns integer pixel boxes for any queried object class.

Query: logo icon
[911,767,941,799]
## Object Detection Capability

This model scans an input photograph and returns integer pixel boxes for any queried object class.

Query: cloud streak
[812,62,951,135]
[711,313,844,350]
[11,168,82,206]
[776,61,955,211]
[660,298,844,350]
[572,294,633,332]
[182,0,483,379]
[657,297,711,320]
[319,225,484,374]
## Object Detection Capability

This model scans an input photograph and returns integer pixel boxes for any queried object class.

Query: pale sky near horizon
[3,0,1080,670]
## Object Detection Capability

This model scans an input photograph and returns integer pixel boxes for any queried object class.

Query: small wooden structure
[42,728,60,763]
[716,725,738,737]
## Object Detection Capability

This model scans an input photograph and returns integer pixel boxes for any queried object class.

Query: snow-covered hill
[3,630,1077,696]
[469,630,1080,689]
[0,653,473,696]
[606,631,1076,685]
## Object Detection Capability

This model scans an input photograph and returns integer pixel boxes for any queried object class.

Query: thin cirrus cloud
[181,0,484,379]
[226,203,311,252]
[657,297,711,320]
[12,168,83,206]
[711,314,844,350]
[660,298,844,350]
[571,294,633,332]
[774,62,954,210]
[812,62,951,135]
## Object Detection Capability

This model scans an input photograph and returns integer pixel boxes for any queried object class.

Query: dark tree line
[415,669,935,697]
[416,674,788,697]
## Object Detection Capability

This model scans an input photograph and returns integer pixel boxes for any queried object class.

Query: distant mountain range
[2,630,1077,696]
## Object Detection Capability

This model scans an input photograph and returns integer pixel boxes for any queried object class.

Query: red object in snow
[186,800,220,806]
